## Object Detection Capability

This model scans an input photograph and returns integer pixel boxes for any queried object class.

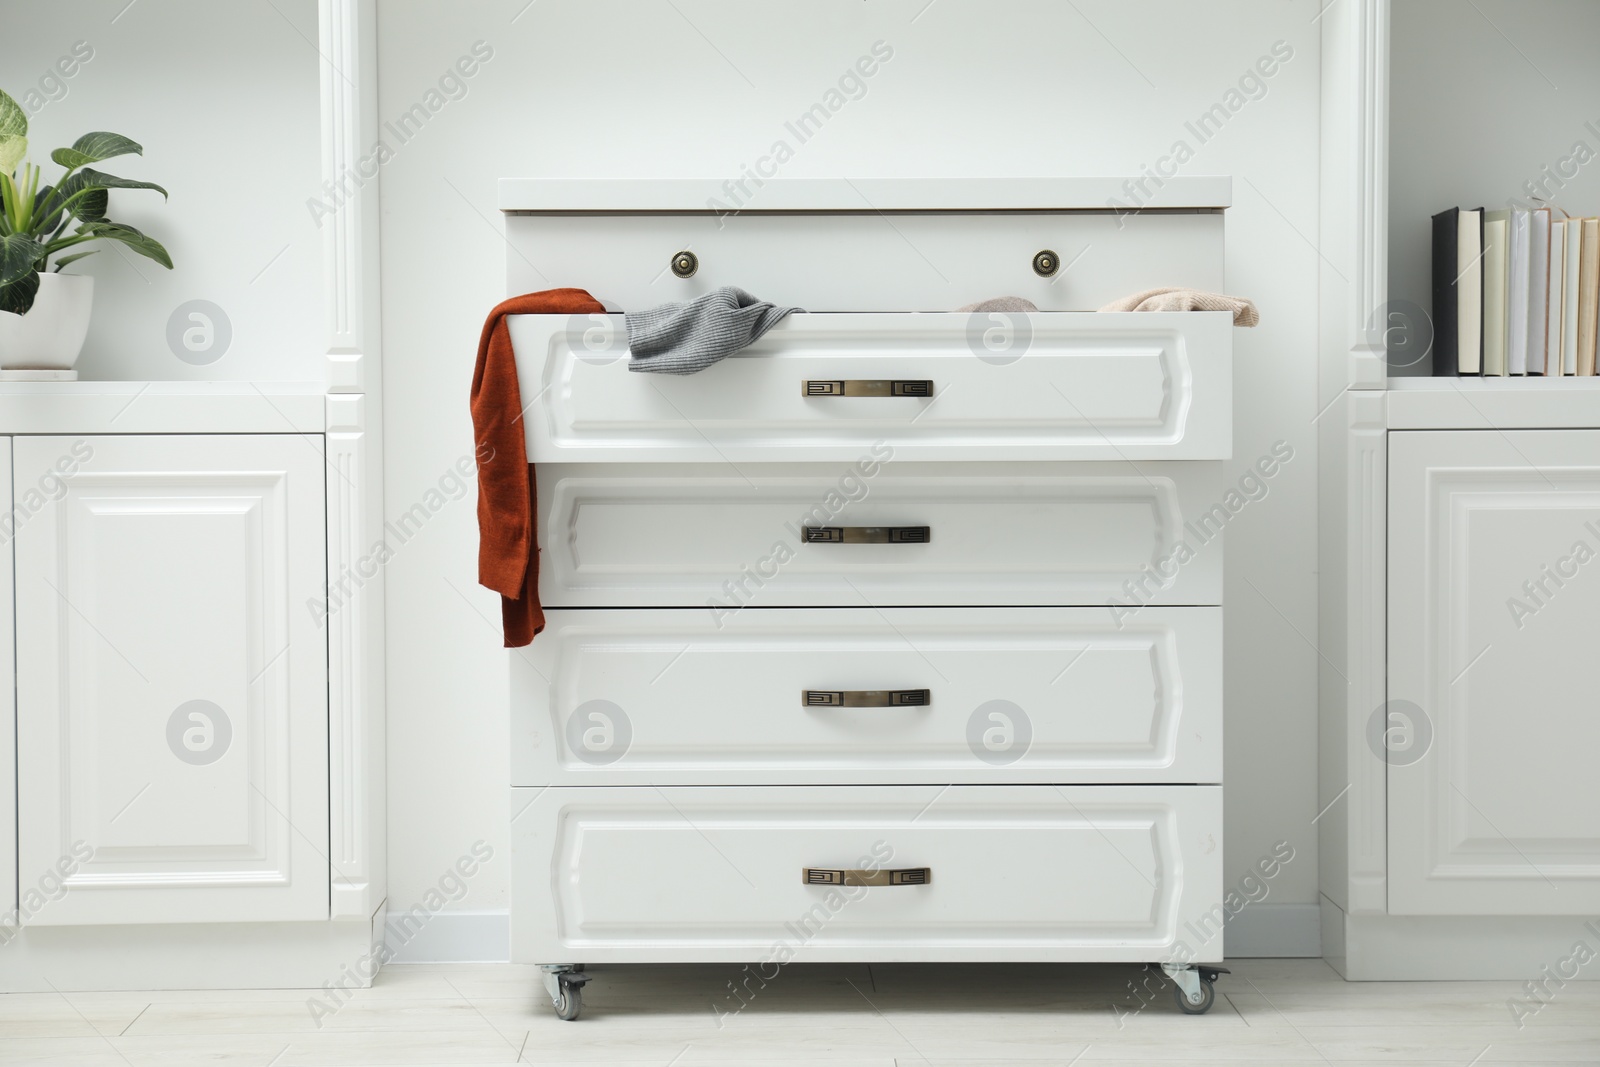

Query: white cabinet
[1388,429,1600,916]
[505,179,1233,997]
[14,435,330,925]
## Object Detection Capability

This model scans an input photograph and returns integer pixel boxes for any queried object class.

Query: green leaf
[60,167,168,202]
[0,232,42,285]
[0,90,27,175]
[71,188,107,223]
[52,249,98,270]
[0,271,39,315]
[51,131,143,169]
[77,221,172,269]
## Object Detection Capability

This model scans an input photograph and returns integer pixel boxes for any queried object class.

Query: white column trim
[318,0,385,921]
[1343,389,1388,914]
[1319,0,1390,918]
[1327,0,1391,390]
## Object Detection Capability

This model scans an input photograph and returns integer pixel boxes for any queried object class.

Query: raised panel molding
[510,312,1233,463]
[539,463,1225,608]
[14,436,329,925]
[1388,431,1600,915]
[56,473,293,889]
[512,785,1223,964]
[511,608,1222,786]
[318,0,385,921]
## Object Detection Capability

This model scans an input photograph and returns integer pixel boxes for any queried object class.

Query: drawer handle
[803,379,933,398]
[804,867,932,887]
[803,689,931,708]
[803,526,930,544]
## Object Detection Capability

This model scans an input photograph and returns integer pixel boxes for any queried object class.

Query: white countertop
[0,381,326,435]
[1386,375,1600,430]
[498,177,1233,214]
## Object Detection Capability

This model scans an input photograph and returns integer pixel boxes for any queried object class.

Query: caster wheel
[1174,977,1215,1015]
[554,980,582,1021]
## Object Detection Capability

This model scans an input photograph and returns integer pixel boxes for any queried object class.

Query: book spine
[1431,208,1460,377]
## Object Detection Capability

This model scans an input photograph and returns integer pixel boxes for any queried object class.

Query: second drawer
[511,606,1221,786]
[537,461,1227,608]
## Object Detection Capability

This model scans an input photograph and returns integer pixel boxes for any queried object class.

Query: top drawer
[510,312,1233,463]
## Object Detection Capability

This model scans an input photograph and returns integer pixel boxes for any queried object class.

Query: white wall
[377,0,1325,955]
[7,0,1328,959]
[1389,0,1600,374]
[0,0,324,382]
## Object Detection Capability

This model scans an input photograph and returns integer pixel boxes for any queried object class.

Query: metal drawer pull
[803,689,931,708]
[803,526,930,544]
[803,379,933,398]
[804,867,932,887]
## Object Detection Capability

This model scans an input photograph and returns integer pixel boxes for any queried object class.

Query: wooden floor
[0,958,1596,1065]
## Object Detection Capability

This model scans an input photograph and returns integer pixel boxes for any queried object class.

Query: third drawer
[511,606,1221,786]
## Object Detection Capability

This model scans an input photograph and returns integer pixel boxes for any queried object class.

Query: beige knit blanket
[1098,287,1259,326]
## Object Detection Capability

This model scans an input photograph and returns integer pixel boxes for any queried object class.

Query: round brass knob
[1032,249,1059,277]
[671,250,698,278]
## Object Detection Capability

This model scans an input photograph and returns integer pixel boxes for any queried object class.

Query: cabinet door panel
[15,435,328,924]
[0,441,14,934]
[1388,430,1600,915]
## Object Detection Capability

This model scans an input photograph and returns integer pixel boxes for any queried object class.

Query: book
[1508,208,1530,374]
[1563,217,1581,375]
[1545,215,1565,375]
[1483,210,1509,376]
[1582,218,1600,376]
[1431,208,1462,376]
[1528,207,1550,374]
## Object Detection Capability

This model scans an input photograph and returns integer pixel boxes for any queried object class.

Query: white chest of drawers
[500,178,1233,1018]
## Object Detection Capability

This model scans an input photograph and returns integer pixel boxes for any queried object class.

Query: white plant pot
[0,272,95,371]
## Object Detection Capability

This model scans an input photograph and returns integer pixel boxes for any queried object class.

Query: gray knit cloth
[626,287,802,374]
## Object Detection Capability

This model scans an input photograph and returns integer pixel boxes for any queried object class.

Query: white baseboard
[384,909,510,963]
[1323,896,1600,980]
[1225,902,1322,958]
[385,905,1324,964]
[0,919,378,991]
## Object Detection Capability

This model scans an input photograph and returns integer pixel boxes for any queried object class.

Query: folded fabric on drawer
[471,287,605,646]
[625,286,801,374]
[1099,287,1259,326]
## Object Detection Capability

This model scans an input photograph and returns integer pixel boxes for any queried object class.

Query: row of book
[1432,206,1600,376]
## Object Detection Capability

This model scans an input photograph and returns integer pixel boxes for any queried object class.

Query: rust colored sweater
[471,288,605,646]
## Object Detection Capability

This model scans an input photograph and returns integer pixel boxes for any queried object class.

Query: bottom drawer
[511,785,1223,964]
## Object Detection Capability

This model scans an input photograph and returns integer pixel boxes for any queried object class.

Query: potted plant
[0,87,172,374]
